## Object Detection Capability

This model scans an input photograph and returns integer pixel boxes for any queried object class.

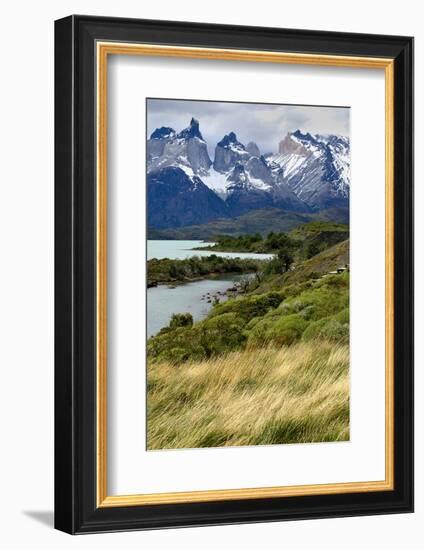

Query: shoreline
[192,245,257,253]
[148,270,253,292]
[147,272,252,338]
[147,255,264,288]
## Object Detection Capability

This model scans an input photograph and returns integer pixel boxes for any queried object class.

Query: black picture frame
[55,15,414,534]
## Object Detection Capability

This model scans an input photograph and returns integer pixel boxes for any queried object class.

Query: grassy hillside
[147,230,350,450]
[289,221,348,259]
[289,220,349,239]
[251,239,349,293]
[148,207,349,240]
[149,271,349,362]
[284,239,349,285]
[147,341,349,449]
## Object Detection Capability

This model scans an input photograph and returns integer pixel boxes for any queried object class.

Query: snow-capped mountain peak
[271,130,350,208]
[217,131,242,148]
[213,131,250,173]
[278,132,311,156]
[150,126,176,140]
[146,118,350,230]
[147,118,211,176]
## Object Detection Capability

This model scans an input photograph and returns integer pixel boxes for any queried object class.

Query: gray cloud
[147,98,350,156]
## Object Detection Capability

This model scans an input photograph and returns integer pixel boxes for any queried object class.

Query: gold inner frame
[96,42,395,508]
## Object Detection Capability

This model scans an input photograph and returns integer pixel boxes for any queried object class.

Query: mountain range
[147,117,350,230]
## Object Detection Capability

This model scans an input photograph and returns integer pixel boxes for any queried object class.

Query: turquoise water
[147,274,248,338]
[147,240,270,337]
[147,240,274,261]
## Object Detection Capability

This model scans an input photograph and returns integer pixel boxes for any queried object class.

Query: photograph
[52,13,413,535]
[146,98,351,450]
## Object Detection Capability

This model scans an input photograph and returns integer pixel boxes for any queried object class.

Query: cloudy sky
[147,98,350,156]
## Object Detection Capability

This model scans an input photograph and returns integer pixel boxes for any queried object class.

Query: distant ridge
[148,206,349,240]
[147,117,350,231]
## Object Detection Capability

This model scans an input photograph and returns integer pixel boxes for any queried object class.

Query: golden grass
[147,340,349,450]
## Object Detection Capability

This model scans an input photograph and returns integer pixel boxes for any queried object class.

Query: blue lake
[147,240,272,337]
[147,240,274,261]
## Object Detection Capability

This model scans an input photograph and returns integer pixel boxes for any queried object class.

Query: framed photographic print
[54,15,414,534]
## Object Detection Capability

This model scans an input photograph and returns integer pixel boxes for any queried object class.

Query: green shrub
[273,282,348,322]
[264,249,294,275]
[209,291,285,322]
[306,242,321,259]
[147,246,350,365]
[148,312,247,364]
[198,313,246,357]
[266,314,309,345]
[169,313,193,329]
[245,316,262,330]
[302,308,349,343]
[316,272,349,289]
[147,255,262,285]
[148,326,206,363]
[335,307,349,324]
[248,313,309,347]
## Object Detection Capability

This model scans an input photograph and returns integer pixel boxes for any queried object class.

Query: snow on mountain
[270,153,308,179]
[213,132,251,174]
[196,152,273,199]
[210,132,276,200]
[201,169,230,197]
[146,119,350,229]
[270,131,350,209]
[150,126,176,140]
[147,117,212,176]
[147,166,228,229]
[225,163,274,216]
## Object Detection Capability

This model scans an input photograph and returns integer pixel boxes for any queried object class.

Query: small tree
[277,249,294,272]
[239,275,252,293]
[306,242,321,259]
[169,263,178,279]
[169,313,193,329]
[265,249,294,275]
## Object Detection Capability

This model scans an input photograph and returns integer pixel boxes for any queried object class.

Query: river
[147,240,272,337]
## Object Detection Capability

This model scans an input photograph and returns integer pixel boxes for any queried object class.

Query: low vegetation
[289,221,349,259]
[195,230,298,253]
[147,207,349,240]
[147,255,262,286]
[147,341,349,449]
[195,221,348,262]
[252,239,349,293]
[147,222,350,449]
[148,272,349,363]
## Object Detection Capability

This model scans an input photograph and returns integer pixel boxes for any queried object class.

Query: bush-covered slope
[148,272,349,364]
[147,255,262,286]
[147,235,350,450]
[252,239,349,293]
[195,221,348,259]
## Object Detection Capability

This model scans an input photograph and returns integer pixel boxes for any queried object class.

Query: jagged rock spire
[150,126,175,140]
[177,117,204,140]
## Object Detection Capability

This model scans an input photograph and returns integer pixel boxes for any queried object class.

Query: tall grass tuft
[147,340,349,450]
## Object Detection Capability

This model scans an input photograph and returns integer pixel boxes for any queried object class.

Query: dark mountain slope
[147,167,228,229]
